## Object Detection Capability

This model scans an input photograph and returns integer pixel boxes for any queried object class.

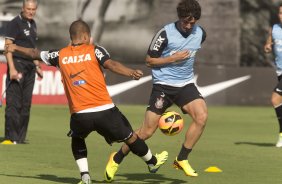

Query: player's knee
[195,111,208,127]
[125,132,138,145]
[136,122,158,140]
[137,129,155,140]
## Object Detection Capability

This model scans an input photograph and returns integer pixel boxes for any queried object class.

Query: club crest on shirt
[155,97,164,109]
[23,29,30,36]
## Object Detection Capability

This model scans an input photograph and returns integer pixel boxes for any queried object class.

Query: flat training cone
[204,166,222,172]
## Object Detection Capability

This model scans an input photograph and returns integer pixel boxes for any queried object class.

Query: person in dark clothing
[1,0,42,145]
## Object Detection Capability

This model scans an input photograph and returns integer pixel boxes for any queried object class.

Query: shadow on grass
[114,173,187,184]
[234,142,275,147]
[0,173,186,184]
[0,173,106,184]
[0,173,79,184]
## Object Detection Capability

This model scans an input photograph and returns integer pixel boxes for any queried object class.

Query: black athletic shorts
[147,83,204,115]
[67,106,133,145]
[274,75,282,95]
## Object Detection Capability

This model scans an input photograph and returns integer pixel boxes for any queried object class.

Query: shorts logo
[155,97,164,109]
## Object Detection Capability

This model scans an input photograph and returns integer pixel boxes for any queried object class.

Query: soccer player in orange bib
[5,20,168,184]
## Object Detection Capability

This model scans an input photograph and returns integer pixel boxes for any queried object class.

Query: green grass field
[1,105,282,184]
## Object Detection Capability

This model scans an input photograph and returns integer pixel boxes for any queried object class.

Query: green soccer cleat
[78,173,91,184]
[173,157,198,177]
[148,151,168,173]
[104,152,119,182]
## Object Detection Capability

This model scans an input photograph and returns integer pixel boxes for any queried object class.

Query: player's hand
[264,44,272,53]
[36,66,43,79]
[130,69,143,80]
[4,43,17,53]
[9,68,22,81]
[172,50,190,62]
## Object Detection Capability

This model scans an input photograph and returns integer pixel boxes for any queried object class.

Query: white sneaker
[275,134,282,148]
[78,173,91,184]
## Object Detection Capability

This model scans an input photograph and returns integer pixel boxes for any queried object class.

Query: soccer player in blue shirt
[264,3,282,148]
[105,0,207,179]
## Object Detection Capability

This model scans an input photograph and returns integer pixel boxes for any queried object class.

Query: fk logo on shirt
[153,35,165,51]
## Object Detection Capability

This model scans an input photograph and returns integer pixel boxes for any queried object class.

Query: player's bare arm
[264,28,273,53]
[5,43,41,60]
[33,59,43,78]
[103,59,143,80]
[146,50,190,67]
[4,39,21,80]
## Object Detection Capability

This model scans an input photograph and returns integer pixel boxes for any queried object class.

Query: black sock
[127,136,157,165]
[177,144,192,161]
[114,148,128,164]
[146,155,157,166]
[275,105,282,133]
[127,136,148,156]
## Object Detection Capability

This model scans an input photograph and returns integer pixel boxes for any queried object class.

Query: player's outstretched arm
[5,44,41,60]
[103,59,143,80]
[145,50,190,67]
[264,28,273,53]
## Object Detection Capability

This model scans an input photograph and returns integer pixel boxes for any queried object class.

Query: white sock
[141,149,153,162]
[76,158,89,173]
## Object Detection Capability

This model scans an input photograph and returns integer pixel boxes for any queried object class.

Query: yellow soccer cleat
[148,151,168,173]
[173,158,198,177]
[104,152,119,182]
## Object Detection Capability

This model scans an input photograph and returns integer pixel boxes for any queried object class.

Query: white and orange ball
[158,111,184,136]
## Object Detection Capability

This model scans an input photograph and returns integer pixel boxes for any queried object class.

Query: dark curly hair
[177,0,201,20]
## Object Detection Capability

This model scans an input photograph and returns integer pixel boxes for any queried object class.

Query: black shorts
[67,106,133,145]
[147,83,204,115]
[274,75,282,95]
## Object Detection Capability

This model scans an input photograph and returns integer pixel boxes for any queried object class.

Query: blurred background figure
[1,0,42,145]
[264,3,282,148]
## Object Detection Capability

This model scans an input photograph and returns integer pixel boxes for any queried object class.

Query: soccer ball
[158,111,184,136]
